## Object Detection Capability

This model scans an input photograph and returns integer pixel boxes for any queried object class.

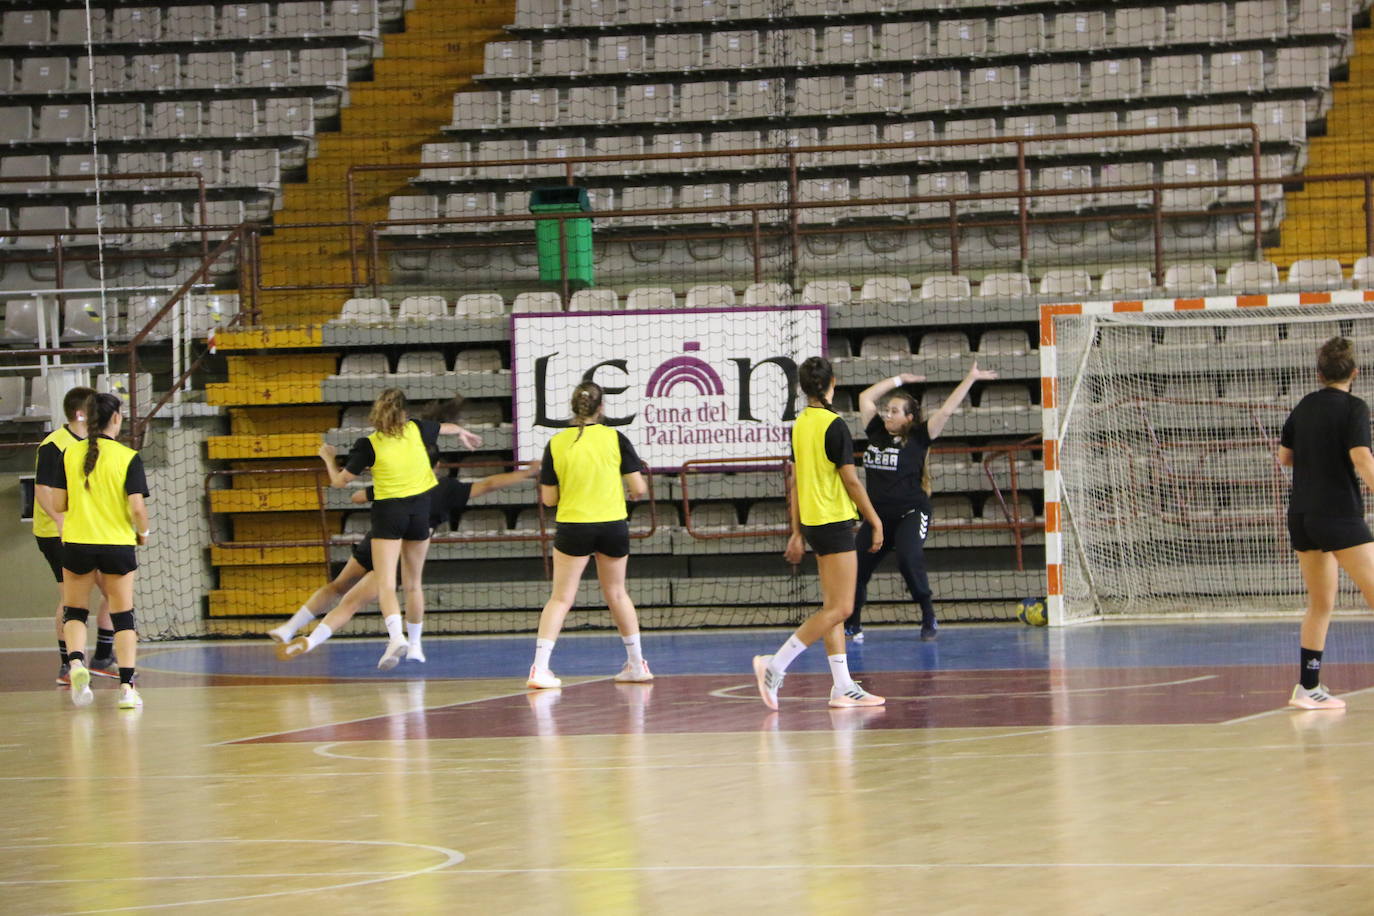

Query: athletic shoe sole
[118,688,143,709]
[88,662,120,679]
[828,689,886,708]
[613,662,654,683]
[377,639,409,671]
[752,655,779,711]
[70,665,93,708]
[281,637,310,660]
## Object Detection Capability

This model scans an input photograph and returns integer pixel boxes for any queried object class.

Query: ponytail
[82,393,121,489]
[570,380,603,441]
[799,356,835,410]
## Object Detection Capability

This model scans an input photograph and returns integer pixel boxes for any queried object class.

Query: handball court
[4,620,1374,914]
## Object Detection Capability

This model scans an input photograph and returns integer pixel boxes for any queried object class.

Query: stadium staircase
[1269,21,1374,268]
[207,0,516,618]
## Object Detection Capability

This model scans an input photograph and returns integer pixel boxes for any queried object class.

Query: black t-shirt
[344,419,441,475]
[366,476,473,532]
[861,416,933,516]
[34,441,67,487]
[1281,387,1372,517]
[539,431,643,485]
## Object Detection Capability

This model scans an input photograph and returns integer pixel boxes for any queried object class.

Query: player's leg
[269,558,366,646]
[845,520,885,642]
[370,537,408,670]
[60,565,98,707]
[400,537,432,662]
[596,548,651,682]
[813,550,883,708]
[284,572,379,658]
[97,570,140,709]
[88,574,118,678]
[892,510,938,641]
[39,537,70,683]
[528,548,592,688]
[1290,548,1343,709]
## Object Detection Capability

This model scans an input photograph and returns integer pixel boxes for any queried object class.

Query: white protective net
[1052,303,1374,621]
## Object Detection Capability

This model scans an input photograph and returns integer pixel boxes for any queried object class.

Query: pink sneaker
[614,659,654,682]
[527,666,562,690]
[1289,684,1346,710]
[752,655,784,711]
[829,684,886,708]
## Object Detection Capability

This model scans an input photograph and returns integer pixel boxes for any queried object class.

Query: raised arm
[438,422,482,451]
[857,372,924,426]
[317,442,356,489]
[928,362,999,440]
[470,460,541,499]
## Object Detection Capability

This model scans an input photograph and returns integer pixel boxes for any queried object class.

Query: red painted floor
[235,665,1373,743]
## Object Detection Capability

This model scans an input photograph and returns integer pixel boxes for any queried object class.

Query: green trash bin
[529,186,594,290]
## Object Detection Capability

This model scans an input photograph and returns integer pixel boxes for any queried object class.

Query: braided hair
[798,356,835,410]
[570,380,603,441]
[81,393,122,489]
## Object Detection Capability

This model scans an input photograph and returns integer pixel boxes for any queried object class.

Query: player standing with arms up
[526,381,653,688]
[49,393,149,709]
[317,388,481,669]
[753,356,886,710]
[1278,336,1374,710]
[33,386,117,685]
[845,362,998,642]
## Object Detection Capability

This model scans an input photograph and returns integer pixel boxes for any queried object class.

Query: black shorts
[351,535,375,572]
[1288,513,1374,553]
[36,536,64,582]
[802,520,856,556]
[554,520,630,558]
[369,491,432,541]
[62,543,138,576]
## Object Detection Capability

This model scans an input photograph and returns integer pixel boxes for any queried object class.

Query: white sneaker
[614,659,654,682]
[407,642,426,663]
[752,655,784,711]
[69,662,93,708]
[829,683,886,708]
[118,684,143,709]
[377,637,409,671]
[1289,684,1346,710]
[527,665,562,689]
[267,624,293,645]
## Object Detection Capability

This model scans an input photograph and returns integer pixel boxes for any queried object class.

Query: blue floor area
[142,620,1374,682]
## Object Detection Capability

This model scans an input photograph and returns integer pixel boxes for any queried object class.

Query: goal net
[1043,295,1374,625]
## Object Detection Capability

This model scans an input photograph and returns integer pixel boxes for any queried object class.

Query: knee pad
[63,606,90,624]
[110,610,136,632]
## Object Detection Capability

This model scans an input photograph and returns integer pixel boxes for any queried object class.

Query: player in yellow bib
[33,385,117,685]
[50,393,150,710]
[317,388,481,669]
[753,357,886,710]
[526,381,652,688]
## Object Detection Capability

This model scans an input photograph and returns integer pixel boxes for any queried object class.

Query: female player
[1278,336,1374,710]
[845,362,999,642]
[317,388,481,669]
[271,460,540,659]
[527,380,652,688]
[752,356,886,709]
[48,393,150,709]
[33,385,117,684]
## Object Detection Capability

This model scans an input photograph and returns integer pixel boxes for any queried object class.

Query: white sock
[286,606,316,634]
[828,653,856,691]
[306,622,333,650]
[406,622,423,645]
[622,633,643,666]
[771,635,808,674]
[534,638,555,671]
[384,615,403,640]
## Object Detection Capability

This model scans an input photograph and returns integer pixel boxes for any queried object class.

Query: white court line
[209,678,612,747]
[0,839,463,915]
[0,872,400,885]
[709,674,1218,703]
[1221,684,1374,725]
